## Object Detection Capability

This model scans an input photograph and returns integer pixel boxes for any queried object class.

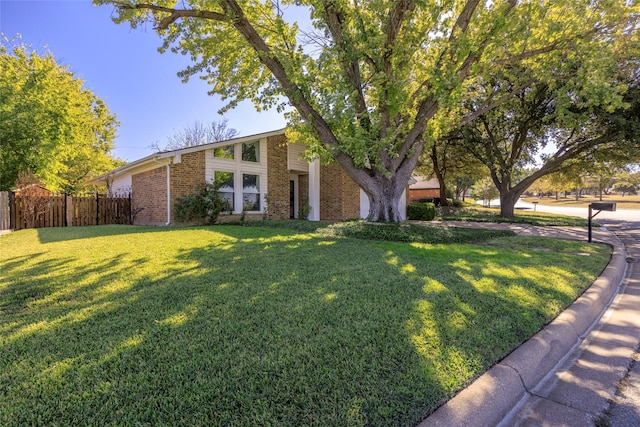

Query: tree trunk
[366,185,403,222]
[499,191,519,218]
[356,168,411,222]
[431,143,450,206]
[438,180,450,206]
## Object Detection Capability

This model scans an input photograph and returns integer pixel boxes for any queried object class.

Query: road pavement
[513,199,640,229]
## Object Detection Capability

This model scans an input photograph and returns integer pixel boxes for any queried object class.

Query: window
[241,141,260,162]
[215,171,234,212]
[213,145,234,159]
[242,174,260,211]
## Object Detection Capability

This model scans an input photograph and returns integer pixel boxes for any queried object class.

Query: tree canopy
[97,0,639,220]
[450,51,640,217]
[0,38,121,193]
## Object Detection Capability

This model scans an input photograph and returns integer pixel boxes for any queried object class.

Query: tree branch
[321,1,370,129]
[111,2,227,29]
[461,77,537,124]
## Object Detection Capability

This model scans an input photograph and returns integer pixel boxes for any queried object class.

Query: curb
[418,232,628,427]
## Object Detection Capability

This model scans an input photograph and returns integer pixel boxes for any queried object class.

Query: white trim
[360,189,370,220]
[308,158,320,221]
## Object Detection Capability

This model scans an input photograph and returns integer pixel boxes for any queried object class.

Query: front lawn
[0,225,610,426]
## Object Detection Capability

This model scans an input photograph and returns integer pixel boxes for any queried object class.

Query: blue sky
[0,0,288,161]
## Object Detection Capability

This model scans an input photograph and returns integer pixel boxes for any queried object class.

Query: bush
[407,202,436,221]
[174,183,224,224]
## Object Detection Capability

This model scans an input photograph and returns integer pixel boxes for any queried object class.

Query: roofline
[90,128,286,184]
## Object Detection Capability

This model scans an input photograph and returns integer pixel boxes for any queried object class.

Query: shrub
[407,202,436,221]
[174,182,224,224]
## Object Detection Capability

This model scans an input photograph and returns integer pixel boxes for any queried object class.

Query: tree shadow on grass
[0,226,610,427]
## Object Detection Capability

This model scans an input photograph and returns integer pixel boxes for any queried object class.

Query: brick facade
[319,163,360,221]
[409,188,440,201]
[169,151,206,223]
[111,130,366,225]
[131,166,168,225]
[266,134,291,220]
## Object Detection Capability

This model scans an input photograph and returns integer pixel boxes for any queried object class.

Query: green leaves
[96,0,639,220]
[0,38,121,192]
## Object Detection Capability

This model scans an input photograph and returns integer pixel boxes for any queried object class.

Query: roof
[90,128,286,184]
[409,176,439,190]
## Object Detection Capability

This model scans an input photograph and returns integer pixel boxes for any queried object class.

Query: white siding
[109,175,132,196]
[287,142,308,172]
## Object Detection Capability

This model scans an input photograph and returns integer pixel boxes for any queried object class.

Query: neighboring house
[91,129,409,225]
[408,176,440,202]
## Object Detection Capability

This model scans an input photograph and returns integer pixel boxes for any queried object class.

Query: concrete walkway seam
[419,232,627,427]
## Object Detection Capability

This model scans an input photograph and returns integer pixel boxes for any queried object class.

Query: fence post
[63,193,68,227]
[9,191,15,230]
[95,193,99,225]
[129,193,133,224]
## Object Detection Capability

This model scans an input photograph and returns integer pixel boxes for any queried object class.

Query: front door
[290,180,295,218]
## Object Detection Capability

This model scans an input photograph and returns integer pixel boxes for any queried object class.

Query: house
[91,129,409,225]
[408,176,440,202]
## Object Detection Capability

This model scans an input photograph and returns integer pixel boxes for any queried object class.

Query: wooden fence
[0,192,9,231]
[0,192,131,230]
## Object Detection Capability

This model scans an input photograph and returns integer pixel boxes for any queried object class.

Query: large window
[215,171,234,212]
[242,174,260,211]
[241,141,260,162]
[213,145,234,160]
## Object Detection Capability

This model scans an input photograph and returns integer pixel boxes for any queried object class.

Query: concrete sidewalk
[414,221,639,426]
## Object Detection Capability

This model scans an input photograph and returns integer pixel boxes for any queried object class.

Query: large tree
[0,40,121,193]
[454,58,640,217]
[97,0,637,221]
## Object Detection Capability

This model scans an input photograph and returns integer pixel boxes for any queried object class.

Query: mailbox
[588,202,616,243]
[590,202,616,211]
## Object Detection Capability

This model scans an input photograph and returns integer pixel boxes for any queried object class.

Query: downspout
[152,157,171,226]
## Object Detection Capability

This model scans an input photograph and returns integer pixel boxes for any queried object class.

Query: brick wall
[170,151,206,223]
[319,163,360,221]
[266,134,291,219]
[131,166,168,225]
[409,188,440,201]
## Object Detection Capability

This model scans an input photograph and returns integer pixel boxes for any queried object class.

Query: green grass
[0,225,610,426]
[439,205,591,226]
[227,219,516,243]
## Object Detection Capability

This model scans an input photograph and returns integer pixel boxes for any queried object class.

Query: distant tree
[613,170,640,196]
[150,119,239,152]
[419,136,486,206]
[453,174,483,202]
[545,171,576,199]
[528,176,551,198]
[472,177,499,208]
[0,39,120,192]
[455,58,640,217]
[97,0,636,222]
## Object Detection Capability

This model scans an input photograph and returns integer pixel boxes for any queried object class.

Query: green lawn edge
[0,224,611,426]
